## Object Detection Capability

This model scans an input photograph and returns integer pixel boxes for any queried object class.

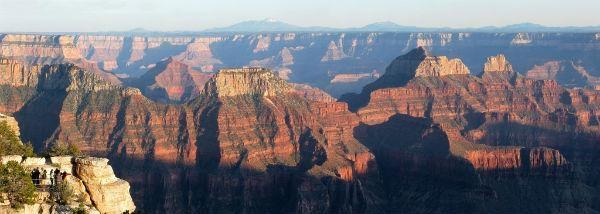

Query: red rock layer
[131,58,212,103]
[466,147,569,176]
[0,62,381,212]
[356,53,600,154]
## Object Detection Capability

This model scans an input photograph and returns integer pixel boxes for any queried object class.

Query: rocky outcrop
[0,155,135,214]
[354,49,600,149]
[345,48,600,212]
[129,57,212,103]
[205,67,292,97]
[75,157,136,213]
[480,55,519,84]
[321,40,346,62]
[341,47,470,111]
[330,72,380,84]
[483,54,513,73]
[414,55,470,77]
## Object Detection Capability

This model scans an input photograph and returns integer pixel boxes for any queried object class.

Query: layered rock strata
[0,62,381,212]
[4,32,600,98]
[2,48,600,212]
[344,49,600,213]
[129,57,212,103]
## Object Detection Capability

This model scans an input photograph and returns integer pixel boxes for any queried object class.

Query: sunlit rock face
[75,157,136,214]
[343,48,600,213]
[205,67,292,97]
[3,37,600,212]
[0,156,135,214]
[129,57,212,103]
[0,61,382,213]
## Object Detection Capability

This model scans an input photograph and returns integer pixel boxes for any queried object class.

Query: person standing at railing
[50,169,55,186]
[54,169,62,185]
[41,169,47,183]
[31,168,40,186]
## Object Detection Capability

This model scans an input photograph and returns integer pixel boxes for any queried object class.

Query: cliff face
[465,147,570,176]
[181,67,380,213]
[2,46,600,212]
[526,60,600,88]
[129,57,212,103]
[75,157,136,213]
[3,32,600,98]
[0,156,135,214]
[355,51,600,149]
[345,49,600,213]
[0,62,381,213]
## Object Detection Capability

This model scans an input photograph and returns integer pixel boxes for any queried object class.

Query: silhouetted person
[54,170,62,184]
[61,171,67,180]
[31,169,40,186]
[50,169,55,186]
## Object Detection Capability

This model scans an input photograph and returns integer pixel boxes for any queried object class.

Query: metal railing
[31,179,63,192]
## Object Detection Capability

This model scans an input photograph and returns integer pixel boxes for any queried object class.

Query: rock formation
[0,156,135,214]
[483,54,513,73]
[341,47,470,111]
[321,40,346,62]
[526,60,600,87]
[129,57,212,103]
[465,147,570,176]
[3,32,600,98]
[343,48,600,213]
[205,67,292,97]
[3,43,600,212]
[75,157,136,213]
[0,61,382,212]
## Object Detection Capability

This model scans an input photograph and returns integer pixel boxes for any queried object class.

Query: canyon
[1,35,600,213]
[346,48,600,212]
[2,32,600,101]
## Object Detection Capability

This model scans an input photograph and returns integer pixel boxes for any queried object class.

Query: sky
[0,0,599,32]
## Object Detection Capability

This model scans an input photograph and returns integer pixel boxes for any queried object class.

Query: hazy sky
[1,0,599,32]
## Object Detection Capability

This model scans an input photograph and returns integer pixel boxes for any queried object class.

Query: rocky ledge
[205,67,292,97]
[0,156,135,214]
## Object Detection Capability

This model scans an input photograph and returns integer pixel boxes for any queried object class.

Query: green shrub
[0,121,34,157]
[45,142,81,157]
[72,203,88,214]
[56,182,74,205]
[0,161,37,209]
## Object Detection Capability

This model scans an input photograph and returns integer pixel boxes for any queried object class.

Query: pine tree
[0,161,37,209]
[0,121,33,157]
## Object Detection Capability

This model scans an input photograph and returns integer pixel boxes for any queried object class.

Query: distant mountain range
[204,18,600,33]
[11,19,599,35]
